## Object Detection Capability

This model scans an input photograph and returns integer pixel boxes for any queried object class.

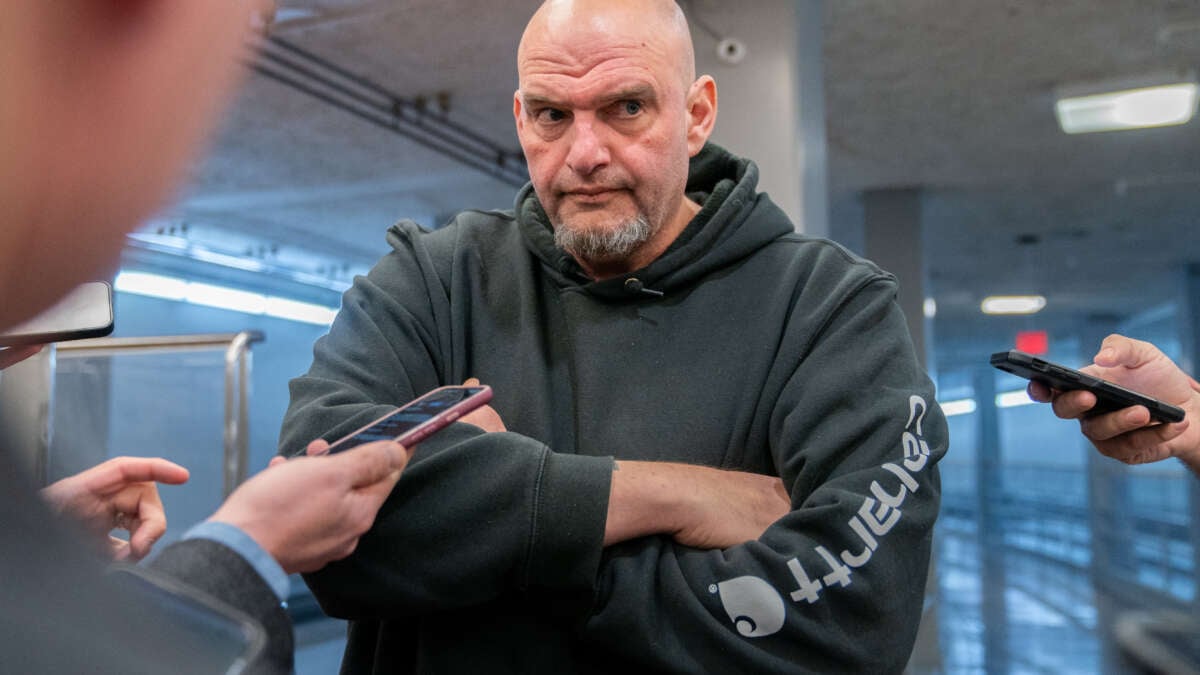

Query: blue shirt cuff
[182,521,290,605]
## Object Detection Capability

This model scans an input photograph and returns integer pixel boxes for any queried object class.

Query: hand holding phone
[302,385,493,457]
[990,350,1185,424]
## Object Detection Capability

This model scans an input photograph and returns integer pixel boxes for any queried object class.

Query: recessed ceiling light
[981,295,1046,315]
[1055,71,1198,134]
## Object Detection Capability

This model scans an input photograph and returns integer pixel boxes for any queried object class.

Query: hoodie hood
[517,143,795,301]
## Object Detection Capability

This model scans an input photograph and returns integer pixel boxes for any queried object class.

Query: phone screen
[321,385,491,455]
[0,281,115,347]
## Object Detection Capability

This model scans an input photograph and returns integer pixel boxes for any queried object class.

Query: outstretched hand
[41,456,190,561]
[1028,334,1200,469]
[213,439,408,574]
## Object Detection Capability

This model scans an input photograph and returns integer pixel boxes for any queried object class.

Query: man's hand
[40,456,190,561]
[459,377,506,433]
[0,344,44,370]
[1028,334,1200,470]
[211,439,407,574]
[605,461,790,549]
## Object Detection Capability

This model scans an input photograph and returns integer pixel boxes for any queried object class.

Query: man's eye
[620,101,642,116]
[536,108,567,123]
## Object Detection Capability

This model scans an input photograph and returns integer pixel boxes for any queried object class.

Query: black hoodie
[282,143,947,674]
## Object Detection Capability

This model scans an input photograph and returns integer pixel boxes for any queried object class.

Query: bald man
[283,1,946,672]
[0,3,409,672]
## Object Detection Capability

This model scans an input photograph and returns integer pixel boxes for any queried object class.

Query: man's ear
[685,75,717,156]
[513,91,525,135]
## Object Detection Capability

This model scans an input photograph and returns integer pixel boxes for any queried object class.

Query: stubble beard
[553,214,655,266]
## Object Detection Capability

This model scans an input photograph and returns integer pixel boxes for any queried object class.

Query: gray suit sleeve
[147,538,295,674]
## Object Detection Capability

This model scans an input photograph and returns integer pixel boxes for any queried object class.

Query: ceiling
[151,0,1200,358]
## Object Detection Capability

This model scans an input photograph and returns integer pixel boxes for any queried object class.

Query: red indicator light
[1016,330,1048,355]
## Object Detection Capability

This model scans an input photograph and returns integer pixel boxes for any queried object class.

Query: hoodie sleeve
[279,224,614,619]
[577,277,947,674]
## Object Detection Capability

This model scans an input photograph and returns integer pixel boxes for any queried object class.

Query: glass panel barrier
[49,333,262,546]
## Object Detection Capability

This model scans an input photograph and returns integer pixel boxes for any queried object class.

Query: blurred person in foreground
[1029,333,1200,474]
[0,2,408,672]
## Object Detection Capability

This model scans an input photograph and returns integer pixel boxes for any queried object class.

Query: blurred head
[514,0,717,277]
[0,0,273,329]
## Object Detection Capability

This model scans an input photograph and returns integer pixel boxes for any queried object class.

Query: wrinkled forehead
[517,1,693,92]
[518,42,677,105]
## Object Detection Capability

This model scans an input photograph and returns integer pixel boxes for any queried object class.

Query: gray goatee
[554,215,652,264]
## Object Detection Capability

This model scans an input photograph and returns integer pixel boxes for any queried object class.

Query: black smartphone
[990,350,1185,424]
[301,385,493,457]
[0,281,115,347]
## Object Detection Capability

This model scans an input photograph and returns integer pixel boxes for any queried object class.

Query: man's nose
[565,118,610,176]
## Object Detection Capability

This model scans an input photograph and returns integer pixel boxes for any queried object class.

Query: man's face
[514,26,694,266]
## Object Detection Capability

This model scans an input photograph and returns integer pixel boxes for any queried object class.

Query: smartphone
[990,350,1185,424]
[0,281,115,347]
[307,385,493,456]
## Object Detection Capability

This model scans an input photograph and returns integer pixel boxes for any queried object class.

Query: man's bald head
[518,0,695,91]
[512,0,717,278]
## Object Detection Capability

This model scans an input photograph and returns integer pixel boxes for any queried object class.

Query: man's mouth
[563,187,623,202]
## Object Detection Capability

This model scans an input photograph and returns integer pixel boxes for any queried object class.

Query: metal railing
[54,332,264,496]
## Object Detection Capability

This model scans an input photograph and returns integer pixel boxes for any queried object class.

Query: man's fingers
[1096,334,1155,369]
[1049,389,1097,420]
[1027,381,1052,403]
[109,536,132,561]
[90,457,190,493]
[112,484,169,559]
[336,440,408,489]
[127,514,167,560]
[356,469,403,503]
[1078,406,1152,441]
[1093,420,1189,464]
[306,438,330,456]
[268,455,287,468]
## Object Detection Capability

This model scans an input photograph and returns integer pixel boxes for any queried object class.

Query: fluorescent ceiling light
[186,283,268,315]
[1055,71,1198,134]
[114,271,188,301]
[941,398,977,417]
[114,270,338,325]
[940,391,1038,415]
[996,390,1037,409]
[980,295,1046,315]
[264,297,339,325]
[923,298,937,319]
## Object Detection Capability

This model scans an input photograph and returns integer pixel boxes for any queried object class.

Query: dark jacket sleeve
[280,226,614,620]
[146,539,294,674]
[578,279,947,674]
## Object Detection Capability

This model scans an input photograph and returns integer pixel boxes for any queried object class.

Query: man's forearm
[603,461,790,549]
[603,461,687,546]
